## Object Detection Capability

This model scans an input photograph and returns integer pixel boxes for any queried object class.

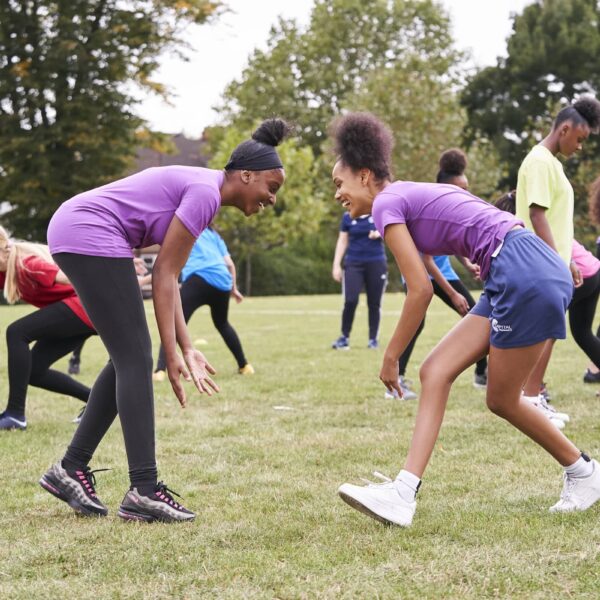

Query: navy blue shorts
[471,229,573,349]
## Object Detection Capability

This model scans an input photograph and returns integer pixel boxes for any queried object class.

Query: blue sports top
[181,228,232,291]
[340,213,386,264]
[431,255,459,281]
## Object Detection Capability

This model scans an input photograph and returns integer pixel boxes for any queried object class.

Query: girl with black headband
[39,118,289,523]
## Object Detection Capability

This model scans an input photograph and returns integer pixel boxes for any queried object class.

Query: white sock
[565,454,594,478]
[521,394,540,403]
[395,469,421,503]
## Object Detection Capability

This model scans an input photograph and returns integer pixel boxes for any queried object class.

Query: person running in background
[0,226,95,430]
[331,211,387,350]
[153,227,254,381]
[393,149,487,400]
[516,97,600,412]
[496,191,600,403]
[39,119,289,524]
[331,112,600,528]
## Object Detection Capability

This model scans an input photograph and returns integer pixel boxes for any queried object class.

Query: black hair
[331,112,393,181]
[436,148,467,184]
[589,176,600,225]
[494,190,516,215]
[225,118,291,171]
[554,96,600,133]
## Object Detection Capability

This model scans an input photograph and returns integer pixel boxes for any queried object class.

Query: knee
[6,321,25,345]
[419,357,455,388]
[485,395,513,418]
[344,299,358,310]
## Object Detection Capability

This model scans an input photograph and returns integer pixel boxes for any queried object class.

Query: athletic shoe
[117,482,195,523]
[0,412,27,431]
[331,335,350,350]
[473,371,487,389]
[68,357,80,375]
[72,406,86,424]
[522,394,568,428]
[367,339,379,349]
[384,376,417,400]
[239,363,255,375]
[550,459,600,513]
[39,462,109,516]
[583,369,600,384]
[539,381,552,402]
[152,370,166,382]
[338,472,416,527]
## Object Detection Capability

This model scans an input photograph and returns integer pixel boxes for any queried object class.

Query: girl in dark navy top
[331,212,387,349]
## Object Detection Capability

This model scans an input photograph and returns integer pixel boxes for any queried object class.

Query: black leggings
[341,260,387,340]
[398,278,487,376]
[5,302,93,416]
[568,270,600,369]
[156,274,247,371]
[53,253,156,491]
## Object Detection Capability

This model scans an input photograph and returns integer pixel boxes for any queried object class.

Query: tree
[208,126,326,294]
[461,0,600,187]
[0,0,221,239]
[217,0,461,156]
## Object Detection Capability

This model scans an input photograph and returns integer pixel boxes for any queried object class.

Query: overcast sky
[137,0,534,138]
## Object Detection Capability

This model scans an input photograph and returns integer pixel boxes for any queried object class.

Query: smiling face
[557,121,590,157]
[238,168,285,216]
[332,160,375,218]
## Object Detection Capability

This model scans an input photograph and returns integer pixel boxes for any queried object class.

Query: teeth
[258,202,265,211]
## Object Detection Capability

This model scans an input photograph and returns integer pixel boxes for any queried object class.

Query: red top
[6,256,94,329]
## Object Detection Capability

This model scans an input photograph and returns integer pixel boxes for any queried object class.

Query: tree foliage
[461,0,600,186]
[0,0,220,239]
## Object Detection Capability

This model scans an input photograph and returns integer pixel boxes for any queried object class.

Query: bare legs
[403,315,580,478]
[522,339,555,397]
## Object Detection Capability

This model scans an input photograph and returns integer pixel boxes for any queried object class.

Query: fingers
[169,375,187,408]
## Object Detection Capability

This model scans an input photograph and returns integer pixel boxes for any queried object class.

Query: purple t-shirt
[372,182,523,281]
[47,166,224,257]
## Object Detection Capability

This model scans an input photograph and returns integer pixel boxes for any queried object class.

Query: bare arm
[153,217,218,405]
[332,231,349,282]
[54,270,71,285]
[421,255,468,316]
[455,255,480,279]
[224,254,243,303]
[381,224,434,395]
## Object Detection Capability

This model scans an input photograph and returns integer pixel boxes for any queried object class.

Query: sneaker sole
[39,476,107,517]
[472,382,487,390]
[117,507,195,524]
[338,489,396,526]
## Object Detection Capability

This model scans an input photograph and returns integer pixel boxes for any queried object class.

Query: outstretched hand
[380,356,402,398]
[166,350,219,407]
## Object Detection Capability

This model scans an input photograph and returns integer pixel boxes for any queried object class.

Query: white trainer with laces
[338,472,416,527]
[550,459,600,513]
[522,394,568,428]
[384,377,417,401]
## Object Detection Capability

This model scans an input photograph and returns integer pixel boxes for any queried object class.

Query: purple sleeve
[175,183,221,238]
[372,195,406,237]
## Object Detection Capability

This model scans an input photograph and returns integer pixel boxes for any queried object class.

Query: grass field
[1,293,600,599]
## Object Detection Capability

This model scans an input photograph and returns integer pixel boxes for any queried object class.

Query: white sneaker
[549,459,600,513]
[522,394,568,428]
[384,377,417,400]
[338,473,416,526]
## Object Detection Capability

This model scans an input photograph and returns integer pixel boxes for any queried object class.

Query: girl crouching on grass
[332,113,599,527]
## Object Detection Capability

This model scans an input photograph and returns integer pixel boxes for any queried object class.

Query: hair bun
[439,148,467,176]
[573,96,600,131]
[251,118,291,147]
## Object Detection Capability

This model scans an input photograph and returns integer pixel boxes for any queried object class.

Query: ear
[560,123,571,137]
[240,170,252,184]
[359,168,371,186]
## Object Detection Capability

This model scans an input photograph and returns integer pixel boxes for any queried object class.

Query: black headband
[224,139,283,171]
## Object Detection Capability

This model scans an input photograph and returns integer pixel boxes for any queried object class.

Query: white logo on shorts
[491,318,512,333]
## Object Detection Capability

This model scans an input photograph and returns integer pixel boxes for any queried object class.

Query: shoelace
[75,468,110,498]
[559,473,577,502]
[359,471,395,488]
[154,481,185,510]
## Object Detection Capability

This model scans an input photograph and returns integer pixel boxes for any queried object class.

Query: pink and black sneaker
[39,462,109,517]
[118,481,195,523]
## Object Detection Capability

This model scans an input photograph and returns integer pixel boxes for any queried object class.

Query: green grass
[1,293,600,599]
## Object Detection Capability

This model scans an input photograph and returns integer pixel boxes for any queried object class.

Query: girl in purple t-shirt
[39,119,289,523]
[332,112,600,528]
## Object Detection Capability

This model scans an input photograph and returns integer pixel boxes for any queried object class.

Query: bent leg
[404,314,490,477]
[209,288,248,369]
[486,343,580,466]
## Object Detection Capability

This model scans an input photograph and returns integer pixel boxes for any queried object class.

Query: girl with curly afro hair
[332,112,600,529]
